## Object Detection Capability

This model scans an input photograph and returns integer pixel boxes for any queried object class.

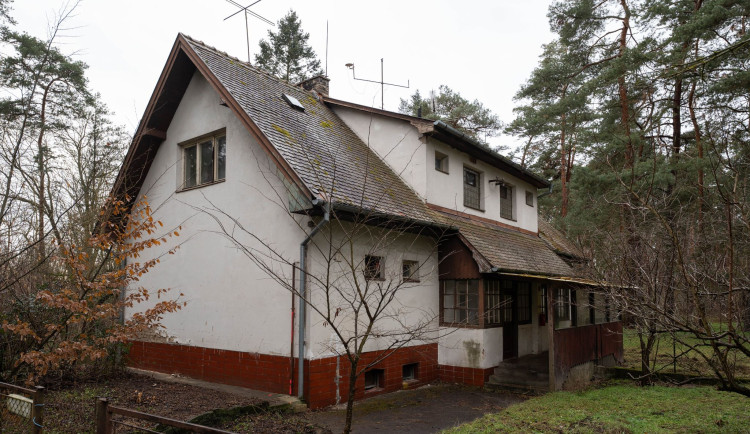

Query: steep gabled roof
[112,33,583,280]
[112,34,431,223]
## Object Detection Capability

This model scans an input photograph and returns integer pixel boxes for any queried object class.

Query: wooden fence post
[31,386,44,434]
[95,398,110,434]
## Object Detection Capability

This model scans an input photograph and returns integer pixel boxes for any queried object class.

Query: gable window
[435,151,449,173]
[526,190,534,207]
[500,184,513,220]
[364,255,384,280]
[402,260,419,282]
[181,131,226,190]
[441,280,479,326]
[463,168,481,210]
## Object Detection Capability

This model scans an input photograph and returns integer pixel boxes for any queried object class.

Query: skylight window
[282,93,305,111]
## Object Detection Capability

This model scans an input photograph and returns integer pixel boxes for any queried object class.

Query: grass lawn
[622,328,750,379]
[444,382,750,433]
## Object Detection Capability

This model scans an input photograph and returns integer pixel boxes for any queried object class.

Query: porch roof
[432,210,577,278]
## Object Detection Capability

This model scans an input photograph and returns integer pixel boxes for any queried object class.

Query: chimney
[298,75,330,97]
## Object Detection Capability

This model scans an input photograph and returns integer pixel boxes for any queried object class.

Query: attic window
[282,93,305,112]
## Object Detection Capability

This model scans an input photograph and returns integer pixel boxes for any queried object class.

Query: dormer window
[463,167,481,210]
[435,151,449,173]
[500,184,514,220]
[181,130,226,190]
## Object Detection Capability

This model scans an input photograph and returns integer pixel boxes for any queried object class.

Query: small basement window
[435,151,449,173]
[364,255,384,280]
[402,363,418,381]
[364,369,384,391]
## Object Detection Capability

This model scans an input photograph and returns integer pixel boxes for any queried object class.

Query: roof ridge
[181,33,314,97]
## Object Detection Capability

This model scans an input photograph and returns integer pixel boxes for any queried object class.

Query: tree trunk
[343,357,359,434]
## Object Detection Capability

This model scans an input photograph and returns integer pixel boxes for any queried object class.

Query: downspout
[537,183,554,199]
[298,200,330,399]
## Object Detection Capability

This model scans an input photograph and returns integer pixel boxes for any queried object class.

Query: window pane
[200,140,214,184]
[184,145,197,188]
[463,168,480,209]
[500,186,513,220]
[217,136,226,180]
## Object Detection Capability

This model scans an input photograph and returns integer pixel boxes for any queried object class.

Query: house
[111,34,623,409]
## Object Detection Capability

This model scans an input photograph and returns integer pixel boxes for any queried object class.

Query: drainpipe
[298,200,330,399]
[537,183,554,199]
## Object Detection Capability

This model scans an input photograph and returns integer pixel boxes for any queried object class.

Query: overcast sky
[12,0,555,150]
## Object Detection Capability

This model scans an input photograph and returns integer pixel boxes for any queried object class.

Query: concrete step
[485,381,548,395]
[488,374,549,389]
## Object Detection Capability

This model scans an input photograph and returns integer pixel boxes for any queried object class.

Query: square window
[181,131,226,190]
[441,279,480,326]
[435,151,449,173]
[463,168,481,210]
[402,260,419,282]
[364,255,384,280]
[526,190,534,207]
[402,363,418,381]
[364,369,384,391]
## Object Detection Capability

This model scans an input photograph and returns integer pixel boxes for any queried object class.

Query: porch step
[485,352,550,394]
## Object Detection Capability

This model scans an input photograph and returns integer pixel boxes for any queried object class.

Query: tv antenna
[345,59,409,110]
[223,0,275,63]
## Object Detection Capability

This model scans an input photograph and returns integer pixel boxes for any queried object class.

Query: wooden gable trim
[427,202,538,236]
[110,34,313,213]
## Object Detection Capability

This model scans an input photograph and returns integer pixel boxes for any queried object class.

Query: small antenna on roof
[345,58,409,110]
[325,21,329,76]
[223,0,275,63]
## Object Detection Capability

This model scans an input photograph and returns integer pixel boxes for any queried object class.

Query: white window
[181,131,226,189]
[500,184,513,220]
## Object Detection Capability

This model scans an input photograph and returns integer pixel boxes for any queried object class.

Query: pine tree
[254,9,322,83]
[398,85,502,144]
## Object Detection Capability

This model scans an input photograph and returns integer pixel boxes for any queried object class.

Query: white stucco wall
[126,71,443,361]
[124,71,308,357]
[438,327,503,369]
[304,223,440,359]
[426,138,539,233]
[331,106,428,198]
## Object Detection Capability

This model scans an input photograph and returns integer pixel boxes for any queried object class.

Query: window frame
[435,151,449,174]
[402,363,418,382]
[463,167,482,210]
[178,129,227,191]
[364,369,384,391]
[401,259,420,283]
[364,255,385,281]
[499,183,514,221]
[440,279,480,327]
[525,190,534,207]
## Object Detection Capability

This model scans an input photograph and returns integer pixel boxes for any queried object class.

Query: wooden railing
[95,398,233,433]
[0,381,45,433]
[554,321,623,375]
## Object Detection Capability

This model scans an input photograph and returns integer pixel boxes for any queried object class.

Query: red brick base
[127,341,440,409]
[437,364,494,386]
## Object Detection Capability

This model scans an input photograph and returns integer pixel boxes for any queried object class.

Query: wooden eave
[109,34,313,215]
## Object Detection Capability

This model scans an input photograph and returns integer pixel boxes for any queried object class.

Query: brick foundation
[437,364,494,386]
[127,341,440,409]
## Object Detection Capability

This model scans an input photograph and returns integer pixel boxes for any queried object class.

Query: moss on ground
[444,382,749,433]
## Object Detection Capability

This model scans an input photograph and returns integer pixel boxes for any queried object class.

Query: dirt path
[307,384,526,433]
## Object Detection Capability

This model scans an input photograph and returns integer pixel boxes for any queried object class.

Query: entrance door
[502,288,518,359]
